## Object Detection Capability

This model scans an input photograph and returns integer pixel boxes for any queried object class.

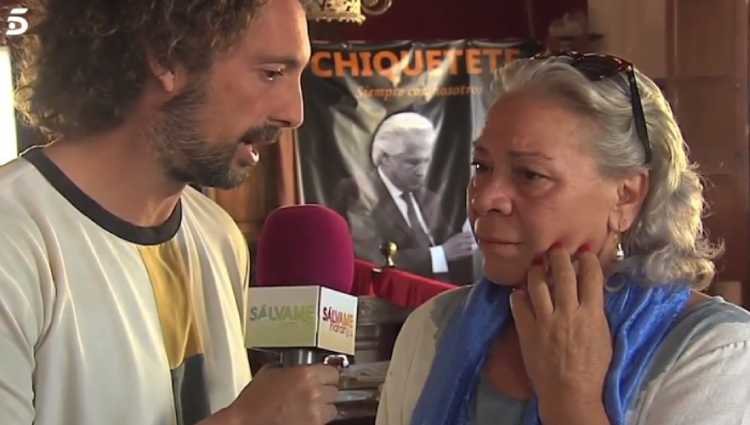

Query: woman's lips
[477,237,523,256]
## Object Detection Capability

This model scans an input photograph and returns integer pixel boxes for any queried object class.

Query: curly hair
[489,56,723,289]
[12,0,308,139]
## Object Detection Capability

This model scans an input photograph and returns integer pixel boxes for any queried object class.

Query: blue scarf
[410,274,691,425]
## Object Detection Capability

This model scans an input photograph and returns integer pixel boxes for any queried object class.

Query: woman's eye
[515,168,546,182]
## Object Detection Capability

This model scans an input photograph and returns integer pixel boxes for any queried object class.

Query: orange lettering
[310,51,333,78]
[465,48,482,74]
[359,51,374,77]
[426,49,442,71]
[334,51,361,77]
[483,48,503,71]
[402,50,424,77]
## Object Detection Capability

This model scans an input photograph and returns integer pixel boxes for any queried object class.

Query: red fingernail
[577,243,591,254]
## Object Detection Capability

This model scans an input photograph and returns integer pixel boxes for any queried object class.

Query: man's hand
[204,364,340,425]
[442,230,475,261]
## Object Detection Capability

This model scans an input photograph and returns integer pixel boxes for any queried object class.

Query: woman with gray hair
[376,53,750,425]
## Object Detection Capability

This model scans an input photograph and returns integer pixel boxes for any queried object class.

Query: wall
[588,0,749,306]
[588,0,669,78]
[310,0,586,42]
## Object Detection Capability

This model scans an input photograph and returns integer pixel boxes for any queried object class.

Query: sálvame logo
[249,304,316,324]
[321,306,354,337]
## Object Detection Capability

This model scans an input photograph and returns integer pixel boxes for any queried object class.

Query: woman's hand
[510,244,612,425]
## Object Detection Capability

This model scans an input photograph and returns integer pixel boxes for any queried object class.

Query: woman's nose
[469,177,513,216]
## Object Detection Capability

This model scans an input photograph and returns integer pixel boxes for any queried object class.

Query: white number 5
[6,8,29,36]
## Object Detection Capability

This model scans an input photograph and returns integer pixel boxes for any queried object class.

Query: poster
[298,40,537,284]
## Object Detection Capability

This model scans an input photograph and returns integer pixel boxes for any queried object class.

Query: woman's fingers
[526,260,554,317]
[510,289,534,335]
[547,245,579,314]
[526,243,605,316]
[577,250,605,308]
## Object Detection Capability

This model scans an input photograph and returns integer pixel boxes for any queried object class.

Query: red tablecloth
[353,258,457,309]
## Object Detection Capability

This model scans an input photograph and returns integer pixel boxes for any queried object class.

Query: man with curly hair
[0,1,339,425]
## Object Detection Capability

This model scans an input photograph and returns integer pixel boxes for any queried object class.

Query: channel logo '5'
[6,8,29,36]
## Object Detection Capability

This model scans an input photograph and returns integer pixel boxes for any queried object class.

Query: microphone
[248,204,357,367]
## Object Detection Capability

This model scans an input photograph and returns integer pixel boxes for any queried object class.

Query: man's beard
[151,77,280,189]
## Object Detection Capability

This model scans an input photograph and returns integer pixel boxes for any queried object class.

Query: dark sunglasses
[533,51,652,164]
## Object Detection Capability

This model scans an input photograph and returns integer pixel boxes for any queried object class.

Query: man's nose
[270,79,304,129]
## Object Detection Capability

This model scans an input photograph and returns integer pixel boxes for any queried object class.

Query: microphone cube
[246,285,358,356]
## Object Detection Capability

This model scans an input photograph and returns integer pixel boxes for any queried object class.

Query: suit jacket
[332,171,473,284]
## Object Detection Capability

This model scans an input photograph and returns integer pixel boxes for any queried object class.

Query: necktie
[401,192,432,247]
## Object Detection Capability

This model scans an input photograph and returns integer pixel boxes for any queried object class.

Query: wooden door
[665,0,748,306]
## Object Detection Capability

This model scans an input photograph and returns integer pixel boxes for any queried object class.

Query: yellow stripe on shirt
[139,242,203,370]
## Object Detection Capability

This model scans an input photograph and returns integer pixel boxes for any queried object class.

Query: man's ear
[607,171,650,232]
[146,52,185,94]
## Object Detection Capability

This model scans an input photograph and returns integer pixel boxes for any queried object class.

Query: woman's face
[469,93,620,286]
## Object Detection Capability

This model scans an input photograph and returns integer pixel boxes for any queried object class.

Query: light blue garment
[410,275,691,425]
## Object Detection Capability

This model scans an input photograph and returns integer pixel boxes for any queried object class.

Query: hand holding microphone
[221,204,357,425]
[219,362,340,425]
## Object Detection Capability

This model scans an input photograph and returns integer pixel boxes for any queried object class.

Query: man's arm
[429,246,449,274]
[0,221,49,425]
[433,230,475,270]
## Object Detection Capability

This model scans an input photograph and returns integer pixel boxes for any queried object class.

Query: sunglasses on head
[532,51,653,164]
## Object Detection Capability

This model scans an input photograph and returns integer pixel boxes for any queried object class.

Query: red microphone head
[255,204,354,294]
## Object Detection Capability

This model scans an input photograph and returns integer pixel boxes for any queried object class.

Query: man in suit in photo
[334,112,476,283]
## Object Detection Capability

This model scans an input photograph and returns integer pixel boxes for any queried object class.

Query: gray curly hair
[489,56,722,289]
